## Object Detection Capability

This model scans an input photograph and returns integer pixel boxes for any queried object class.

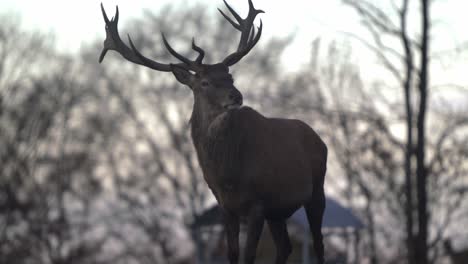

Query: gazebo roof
[192,197,364,230]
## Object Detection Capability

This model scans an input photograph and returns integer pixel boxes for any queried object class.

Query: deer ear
[170,64,194,87]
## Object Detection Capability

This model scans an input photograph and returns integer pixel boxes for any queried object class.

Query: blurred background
[0,0,467,263]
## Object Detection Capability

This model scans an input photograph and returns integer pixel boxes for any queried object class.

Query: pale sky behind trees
[1,0,467,89]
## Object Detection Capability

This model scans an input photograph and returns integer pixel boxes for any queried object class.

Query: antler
[218,0,264,66]
[99,3,204,72]
[99,1,263,71]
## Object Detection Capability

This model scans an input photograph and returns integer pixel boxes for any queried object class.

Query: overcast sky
[0,0,355,50]
[1,0,467,84]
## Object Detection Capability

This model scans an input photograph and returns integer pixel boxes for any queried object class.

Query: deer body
[192,106,327,218]
[99,1,327,263]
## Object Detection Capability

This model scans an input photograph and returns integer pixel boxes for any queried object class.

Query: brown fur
[192,106,327,217]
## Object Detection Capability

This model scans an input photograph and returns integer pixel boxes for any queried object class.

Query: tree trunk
[416,0,430,263]
[400,0,416,263]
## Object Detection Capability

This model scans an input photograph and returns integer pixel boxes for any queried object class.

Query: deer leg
[223,210,240,264]
[244,204,265,264]
[267,219,292,264]
[305,184,326,264]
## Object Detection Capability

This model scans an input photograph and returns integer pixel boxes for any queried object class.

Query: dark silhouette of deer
[98,1,327,263]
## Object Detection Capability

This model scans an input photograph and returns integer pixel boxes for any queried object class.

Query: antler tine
[248,20,263,49]
[99,3,196,72]
[114,5,119,23]
[246,24,255,47]
[161,33,194,66]
[218,8,241,30]
[126,35,190,71]
[161,34,206,69]
[220,0,264,66]
[101,3,110,24]
[192,38,205,64]
[221,0,243,25]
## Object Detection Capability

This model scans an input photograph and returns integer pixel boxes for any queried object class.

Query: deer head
[99,0,263,121]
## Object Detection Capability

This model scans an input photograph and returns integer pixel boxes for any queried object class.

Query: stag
[99,1,327,263]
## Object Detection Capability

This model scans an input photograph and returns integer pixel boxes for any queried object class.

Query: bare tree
[308,1,468,263]
[0,14,121,264]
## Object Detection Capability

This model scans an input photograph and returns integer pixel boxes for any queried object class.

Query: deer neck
[190,97,228,144]
[190,96,244,182]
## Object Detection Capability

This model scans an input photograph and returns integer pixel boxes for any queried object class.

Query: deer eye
[201,80,210,87]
